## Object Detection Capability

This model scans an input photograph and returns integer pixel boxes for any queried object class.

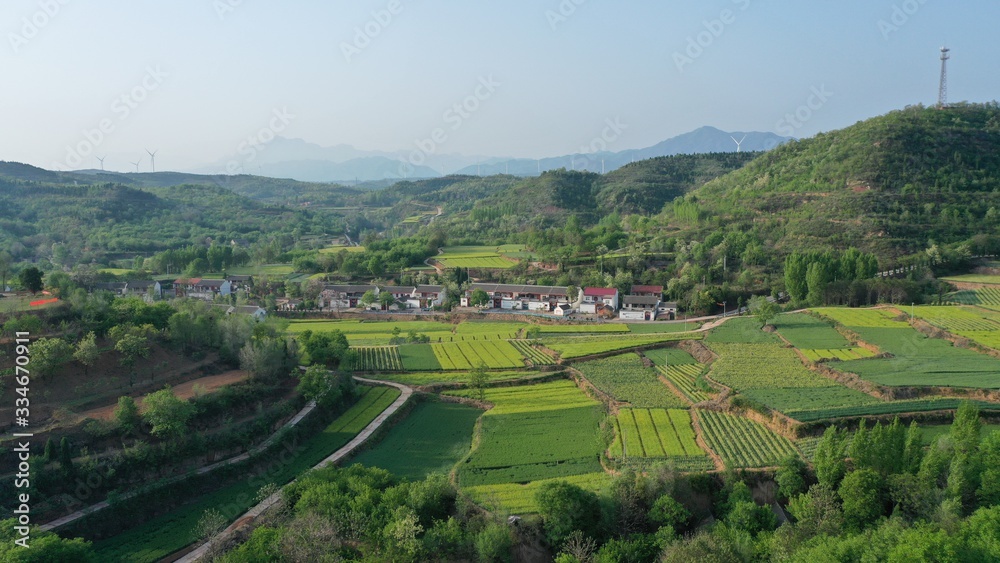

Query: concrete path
[38,400,318,533]
[174,378,412,562]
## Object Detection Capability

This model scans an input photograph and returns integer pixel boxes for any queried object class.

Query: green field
[318,245,366,254]
[704,317,780,343]
[449,380,605,487]
[816,308,1000,388]
[0,294,62,313]
[575,354,687,408]
[431,341,526,369]
[608,408,712,472]
[463,472,609,515]
[947,287,1000,308]
[511,340,556,365]
[368,370,544,387]
[536,324,629,334]
[351,399,481,480]
[627,322,702,334]
[773,313,852,349]
[657,364,712,404]
[941,274,1000,285]
[397,344,443,371]
[349,346,403,371]
[92,385,400,562]
[643,348,698,366]
[799,348,876,362]
[706,342,878,417]
[436,246,516,269]
[697,410,799,468]
[544,332,697,359]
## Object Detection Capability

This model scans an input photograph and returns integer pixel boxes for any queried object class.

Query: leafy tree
[43,437,56,462]
[114,396,141,435]
[115,333,151,387]
[776,454,808,499]
[787,484,844,537]
[0,251,11,291]
[240,337,296,380]
[30,337,73,381]
[142,387,195,439]
[360,290,377,307]
[378,290,396,309]
[73,332,99,377]
[747,295,778,328]
[536,481,603,548]
[725,499,778,536]
[473,522,512,563]
[18,266,43,293]
[838,468,885,531]
[469,288,490,307]
[0,518,94,560]
[469,363,488,402]
[649,494,691,531]
[814,425,848,488]
[299,329,349,368]
[296,364,353,408]
[59,437,74,477]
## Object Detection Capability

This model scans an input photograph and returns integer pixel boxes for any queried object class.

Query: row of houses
[92,275,254,302]
[316,284,446,311]
[461,283,678,320]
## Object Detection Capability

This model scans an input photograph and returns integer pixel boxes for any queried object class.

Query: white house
[318,285,378,310]
[619,295,660,321]
[580,287,619,314]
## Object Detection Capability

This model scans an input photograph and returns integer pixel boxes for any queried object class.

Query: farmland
[536,324,629,334]
[704,317,780,343]
[947,287,1000,308]
[608,408,711,473]
[910,305,1000,351]
[397,344,442,370]
[511,340,556,365]
[544,332,697,359]
[574,354,687,408]
[772,312,852,349]
[349,346,403,371]
[697,410,799,468]
[351,399,481,480]
[815,308,1000,388]
[370,370,545,387]
[435,246,516,269]
[643,348,698,366]
[463,472,609,515]
[449,380,605,487]
[656,364,712,404]
[798,348,875,362]
[431,341,526,369]
[706,342,880,418]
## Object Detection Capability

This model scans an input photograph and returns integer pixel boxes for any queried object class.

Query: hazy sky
[1,0,997,172]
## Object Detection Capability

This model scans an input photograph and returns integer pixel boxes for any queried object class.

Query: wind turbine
[146,149,158,172]
[96,156,105,171]
[730,134,747,153]
[130,160,141,173]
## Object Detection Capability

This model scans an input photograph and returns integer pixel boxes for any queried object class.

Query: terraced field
[656,364,712,403]
[544,333,697,359]
[697,410,799,468]
[349,346,403,371]
[511,340,556,365]
[449,380,605,487]
[815,307,1000,388]
[799,348,876,362]
[436,246,515,269]
[462,472,609,515]
[947,287,1000,308]
[536,324,629,334]
[431,341,525,369]
[705,317,780,343]
[608,408,709,460]
[575,354,687,408]
[773,313,852,349]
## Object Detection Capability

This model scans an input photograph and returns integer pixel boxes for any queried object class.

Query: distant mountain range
[186,126,790,183]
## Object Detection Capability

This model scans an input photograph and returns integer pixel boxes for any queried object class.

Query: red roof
[631,285,663,294]
[584,287,618,297]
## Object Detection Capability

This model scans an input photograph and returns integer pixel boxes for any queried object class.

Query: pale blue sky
[1,0,996,172]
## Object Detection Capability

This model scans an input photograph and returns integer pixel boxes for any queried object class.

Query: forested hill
[0,179,345,263]
[671,103,1000,258]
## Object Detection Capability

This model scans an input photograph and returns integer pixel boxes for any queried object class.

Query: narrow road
[174,377,412,562]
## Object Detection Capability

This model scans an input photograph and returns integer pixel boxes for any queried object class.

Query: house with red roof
[580,287,619,314]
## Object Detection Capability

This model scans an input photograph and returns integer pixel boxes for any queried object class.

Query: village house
[579,287,619,314]
[318,284,378,310]
[175,278,232,300]
[413,285,446,309]
[275,298,303,311]
[124,280,163,301]
[93,282,127,296]
[223,304,268,322]
[619,295,661,321]
[460,283,570,312]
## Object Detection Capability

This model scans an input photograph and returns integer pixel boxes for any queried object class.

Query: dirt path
[73,370,250,422]
[174,377,413,563]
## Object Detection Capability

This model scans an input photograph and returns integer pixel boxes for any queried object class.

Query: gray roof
[468,283,568,296]
[387,286,416,294]
[126,280,158,289]
[623,295,661,306]
[323,284,376,294]
[197,279,228,288]
[414,285,443,294]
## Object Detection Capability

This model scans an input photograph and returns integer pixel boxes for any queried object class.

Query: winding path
[174,377,412,562]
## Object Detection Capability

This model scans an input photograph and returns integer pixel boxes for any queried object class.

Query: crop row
[697,410,799,468]
[575,354,687,408]
[799,347,875,362]
[462,472,609,515]
[947,287,1000,307]
[773,313,851,349]
[349,346,403,371]
[707,343,836,390]
[656,364,711,403]
[432,341,525,370]
[511,340,556,365]
[788,398,1000,422]
[537,324,629,334]
[643,348,698,366]
[912,305,1000,332]
[813,308,901,328]
[545,333,697,359]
